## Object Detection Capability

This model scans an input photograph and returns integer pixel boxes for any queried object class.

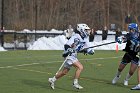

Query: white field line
[9,67,135,86]
[1,56,135,86]
[12,67,51,74]
[0,56,122,69]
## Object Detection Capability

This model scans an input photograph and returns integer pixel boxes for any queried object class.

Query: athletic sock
[74,79,78,84]
[138,84,140,87]
[125,73,131,81]
[52,76,57,82]
[116,71,121,77]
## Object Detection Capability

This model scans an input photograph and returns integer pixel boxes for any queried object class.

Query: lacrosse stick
[84,41,116,49]
[55,55,69,75]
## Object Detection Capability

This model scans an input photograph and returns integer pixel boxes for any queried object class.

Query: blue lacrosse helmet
[128,23,139,40]
[128,23,138,32]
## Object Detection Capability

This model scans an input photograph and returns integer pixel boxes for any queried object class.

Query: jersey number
[130,43,140,52]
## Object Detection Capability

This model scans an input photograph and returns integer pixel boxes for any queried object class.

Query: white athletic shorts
[64,55,78,69]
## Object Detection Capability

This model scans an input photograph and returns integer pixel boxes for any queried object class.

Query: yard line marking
[0,56,122,69]
[12,67,50,74]
[16,63,40,66]
[10,67,135,86]
[1,55,134,86]
[81,56,121,61]
[0,67,5,68]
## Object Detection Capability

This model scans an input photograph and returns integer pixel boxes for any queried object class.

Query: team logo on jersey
[74,38,80,46]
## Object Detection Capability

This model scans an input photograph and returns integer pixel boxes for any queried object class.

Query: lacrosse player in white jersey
[48,23,94,89]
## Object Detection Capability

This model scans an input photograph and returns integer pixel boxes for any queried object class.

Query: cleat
[73,83,83,89]
[124,79,128,86]
[48,78,55,89]
[131,85,140,90]
[112,75,121,84]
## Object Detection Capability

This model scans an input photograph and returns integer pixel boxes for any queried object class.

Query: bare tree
[1,0,140,30]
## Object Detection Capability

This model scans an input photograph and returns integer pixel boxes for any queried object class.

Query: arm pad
[62,44,75,57]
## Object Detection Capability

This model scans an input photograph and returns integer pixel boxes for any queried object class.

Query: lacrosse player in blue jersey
[48,24,94,89]
[112,23,140,86]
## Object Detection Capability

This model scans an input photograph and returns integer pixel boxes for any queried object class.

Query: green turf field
[0,50,139,93]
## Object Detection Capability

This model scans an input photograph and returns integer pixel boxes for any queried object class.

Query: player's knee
[78,65,84,71]
[118,68,122,72]
[129,72,134,76]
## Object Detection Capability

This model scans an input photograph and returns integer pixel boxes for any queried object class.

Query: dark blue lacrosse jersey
[121,32,140,65]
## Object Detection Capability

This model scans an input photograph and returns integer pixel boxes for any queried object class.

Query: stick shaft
[55,56,68,75]
[85,41,116,49]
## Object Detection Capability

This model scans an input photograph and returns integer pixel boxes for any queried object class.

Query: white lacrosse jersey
[65,33,93,58]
